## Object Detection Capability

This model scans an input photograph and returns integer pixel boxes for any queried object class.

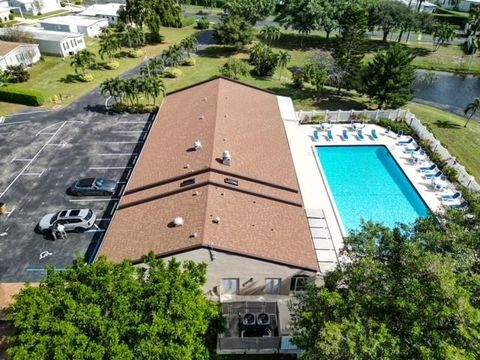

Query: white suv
[38,209,96,234]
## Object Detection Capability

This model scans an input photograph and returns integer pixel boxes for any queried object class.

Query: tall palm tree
[100,77,125,104]
[260,25,281,46]
[70,49,96,75]
[464,97,480,127]
[163,44,184,67]
[147,76,165,105]
[277,50,291,81]
[180,34,198,58]
[99,37,120,61]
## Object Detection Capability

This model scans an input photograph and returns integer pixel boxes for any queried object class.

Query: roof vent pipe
[194,140,202,150]
[173,217,184,227]
[222,150,231,166]
[213,217,221,224]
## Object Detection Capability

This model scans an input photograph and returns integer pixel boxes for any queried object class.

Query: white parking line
[0,122,66,199]
[98,153,139,156]
[21,172,44,177]
[117,183,125,194]
[116,121,147,124]
[6,208,15,217]
[89,166,133,170]
[86,229,105,233]
[0,132,11,136]
[109,202,118,216]
[96,218,112,221]
[0,120,30,126]
[102,141,144,144]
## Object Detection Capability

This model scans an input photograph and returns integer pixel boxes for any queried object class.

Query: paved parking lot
[0,98,154,282]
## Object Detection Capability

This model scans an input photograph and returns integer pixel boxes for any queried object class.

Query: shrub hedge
[377,118,414,136]
[0,86,44,106]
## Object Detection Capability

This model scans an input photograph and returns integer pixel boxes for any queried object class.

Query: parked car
[69,178,117,196]
[38,209,96,234]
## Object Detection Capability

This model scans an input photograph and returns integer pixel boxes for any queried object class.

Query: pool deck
[282,121,459,274]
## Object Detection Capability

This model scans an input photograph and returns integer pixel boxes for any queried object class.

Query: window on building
[222,278,239,295]
[290,275,309,292]
[264,278,281,294]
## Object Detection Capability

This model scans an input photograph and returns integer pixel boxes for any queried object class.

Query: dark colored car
[69,178,117,196]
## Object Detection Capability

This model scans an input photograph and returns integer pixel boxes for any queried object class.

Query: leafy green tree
[213,15,254,49]
[224,0,276,25]
[277,50,291,81]
[275,0,322,48]
[248,42,279,77]
[303,61,328,97]
[150,0,182,28]
[431,22,456,51]
[317,0,341,39]
[362,44,416,109]
[121,0,148,27]
[7,255,222,359]
[260,25,281,46]
[291,217,480,360]
[368,0,412,42]
[70,49,96,75]
[332,4,368,92]
[220,58,250,79]
[464,97,480,128]
[180,34,198,57]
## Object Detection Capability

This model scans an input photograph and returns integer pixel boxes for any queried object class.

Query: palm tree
[180,34,198,58]
[162,44,184,67]
[70,49,96,75]
[100,77,125,104]
[464,97,480,127]
[277,50,291,81]
[260,25,281,46]
[147,76,165,105]
[99,37,120,61]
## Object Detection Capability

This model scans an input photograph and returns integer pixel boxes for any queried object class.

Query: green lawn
[3,27,196,110]
[406,102,480,180]
[23,9,70,20]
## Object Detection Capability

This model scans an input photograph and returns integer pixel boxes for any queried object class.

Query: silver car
[38,209,96,234]
[69,178,117,196]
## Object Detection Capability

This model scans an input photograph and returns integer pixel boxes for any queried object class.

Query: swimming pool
[316,145,430,232]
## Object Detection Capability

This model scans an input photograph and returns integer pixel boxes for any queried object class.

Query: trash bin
[0,203,7,215]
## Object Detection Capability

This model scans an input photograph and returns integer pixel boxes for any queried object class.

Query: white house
[400,0,437,13]
[438,0,480,12]
[40,16,108,37]
[0,40,40,70]
[0,1,11,22]
[8,0,61,16]
[0,26,85,57]
[80,3,123,24]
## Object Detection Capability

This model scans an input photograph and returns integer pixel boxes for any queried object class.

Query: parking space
[0,110,154,282]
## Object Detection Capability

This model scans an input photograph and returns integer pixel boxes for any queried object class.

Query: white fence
[296,109,480,192]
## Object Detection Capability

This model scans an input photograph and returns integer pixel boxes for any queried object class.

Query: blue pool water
[316,145,430,231]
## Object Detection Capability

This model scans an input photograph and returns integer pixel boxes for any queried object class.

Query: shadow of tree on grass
[433,119,463,129]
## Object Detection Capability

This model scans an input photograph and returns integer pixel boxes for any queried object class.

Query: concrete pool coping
[283,121,458,274]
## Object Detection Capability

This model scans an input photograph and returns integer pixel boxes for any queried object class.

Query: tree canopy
[362,44,417,109]
[213,15,255,49]
[7,255,222,360]
[224,0,276,25]
[291,194,480,360]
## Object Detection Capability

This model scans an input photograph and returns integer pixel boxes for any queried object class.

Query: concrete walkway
[283,121,460,274]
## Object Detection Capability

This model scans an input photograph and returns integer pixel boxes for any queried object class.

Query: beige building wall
[157,248,318,299]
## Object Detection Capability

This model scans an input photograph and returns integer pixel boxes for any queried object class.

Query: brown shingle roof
[0,41,22,57]
[99,78,318,271]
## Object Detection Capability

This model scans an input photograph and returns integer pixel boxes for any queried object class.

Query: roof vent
[173,217,184,227]
[213,217,221,224]
[199,114,204,120]
[222,150,231,166]
[194,140,202,150]
[203,97,207,102]
[191,232,198,238]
